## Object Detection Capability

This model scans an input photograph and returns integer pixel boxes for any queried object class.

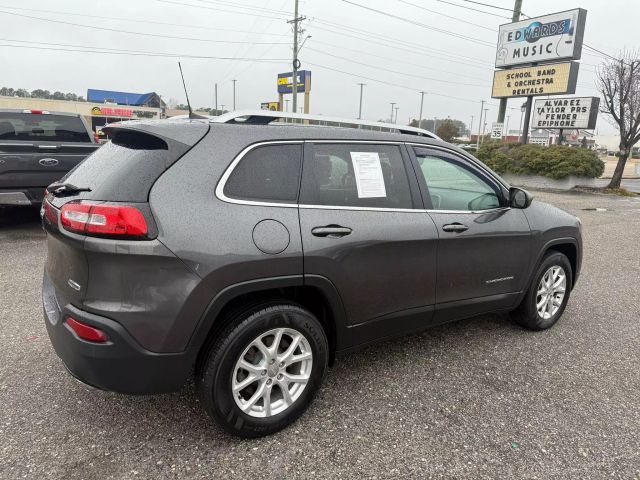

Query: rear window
[60,141,169,201]
[0,112,91,142]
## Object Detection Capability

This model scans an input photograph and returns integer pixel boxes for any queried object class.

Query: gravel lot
[1,190,639,480]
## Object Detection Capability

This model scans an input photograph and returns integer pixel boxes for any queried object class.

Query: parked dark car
[41,112,582,437]
[0,109,99,206]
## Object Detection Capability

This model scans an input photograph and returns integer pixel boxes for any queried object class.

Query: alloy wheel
[536,265,567,320]
[232,328,313,418]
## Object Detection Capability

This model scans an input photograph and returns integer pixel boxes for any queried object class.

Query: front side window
[300,143,413,209]
[223,144,302,203]
[414,150,501,211]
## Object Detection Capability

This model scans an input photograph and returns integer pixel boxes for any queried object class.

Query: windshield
[0,112,91,142]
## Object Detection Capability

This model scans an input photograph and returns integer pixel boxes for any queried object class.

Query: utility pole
[389,102,396,123]
[476,99,485,149]
[289,0,305,115]
[394,107,399,124]
[418,91,426,128]
[481,108,488,144]
[434,117,438,133]
[214,83,218,112]
[505,115,510,141]
[357,83,365,119]
[232,79,236,110]
[469,115,474,140]
[221,104,225,113]
[497,0,523,124]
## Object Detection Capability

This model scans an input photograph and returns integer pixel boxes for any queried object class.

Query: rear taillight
[60,201,148,238]
[66,317,109,343]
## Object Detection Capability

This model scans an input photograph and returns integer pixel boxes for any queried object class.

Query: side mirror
[509,187,533,209]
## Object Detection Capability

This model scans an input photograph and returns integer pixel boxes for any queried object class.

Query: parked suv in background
[42,111,582,437]
[0,109,98,206]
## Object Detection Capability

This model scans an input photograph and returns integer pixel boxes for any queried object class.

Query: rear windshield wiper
[47,183,92,197]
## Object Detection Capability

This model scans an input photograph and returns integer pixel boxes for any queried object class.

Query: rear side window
[300,143,413,209]
[0,112,91,142]
[223,144,302,203]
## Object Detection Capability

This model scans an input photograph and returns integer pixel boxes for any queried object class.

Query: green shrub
[476,143,605,179]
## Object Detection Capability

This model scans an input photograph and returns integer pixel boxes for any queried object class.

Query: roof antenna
[178,62,206,120]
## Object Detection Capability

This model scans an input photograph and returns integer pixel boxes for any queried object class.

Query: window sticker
[350,152,386,198]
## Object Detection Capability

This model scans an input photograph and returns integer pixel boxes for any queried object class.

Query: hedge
[475,142,605,180]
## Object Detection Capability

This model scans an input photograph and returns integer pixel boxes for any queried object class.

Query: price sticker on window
[350,152,387,198]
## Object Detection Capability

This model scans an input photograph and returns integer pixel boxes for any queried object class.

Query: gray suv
[42,111,582,437]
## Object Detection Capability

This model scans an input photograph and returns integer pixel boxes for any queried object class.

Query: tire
[197,302,328,438]
[512,251,573,331]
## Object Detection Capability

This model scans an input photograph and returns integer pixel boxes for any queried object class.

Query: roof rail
[211,110,440,139]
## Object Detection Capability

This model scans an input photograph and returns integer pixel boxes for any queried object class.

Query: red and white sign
[91,106,133,117]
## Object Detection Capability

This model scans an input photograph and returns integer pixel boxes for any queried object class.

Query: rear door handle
[442,223,469,233]
[311,226,352,238]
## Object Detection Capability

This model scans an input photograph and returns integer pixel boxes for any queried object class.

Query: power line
[189,0,290,16]
[311,20,493,68]
[435,0,511,19]
[306,47,490,87]
[398,0,496,31]
[0,4,289,36]
[456,0,514,13]
[311,39,489,79]
[305,60,493,107]
[341,0,495,47]
[0,9,289,45]
[0,38,288,62]
[156,0,287,21]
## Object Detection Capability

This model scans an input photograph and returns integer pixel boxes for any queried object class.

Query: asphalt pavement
[1,191,639,479]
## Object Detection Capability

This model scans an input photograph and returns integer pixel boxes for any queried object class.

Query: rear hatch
[43,120,209,306]
[0,111,99,192]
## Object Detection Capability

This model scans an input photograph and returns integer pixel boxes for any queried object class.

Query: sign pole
[497,0,523,124]
[521,96,533,144]
[557,129,563,145]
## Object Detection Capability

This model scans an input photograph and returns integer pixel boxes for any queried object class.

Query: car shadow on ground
[0,206,42,228]
[54,311,522,445]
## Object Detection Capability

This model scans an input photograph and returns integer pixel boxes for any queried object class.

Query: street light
[519,102,527,143]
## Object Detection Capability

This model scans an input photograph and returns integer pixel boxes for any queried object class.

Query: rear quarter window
[0,112,91,142]
[223,144,303,203]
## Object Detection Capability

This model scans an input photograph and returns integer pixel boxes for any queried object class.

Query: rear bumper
[42,271,195,394]
[0,190,39,206]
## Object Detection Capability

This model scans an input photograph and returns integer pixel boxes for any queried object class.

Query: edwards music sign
[495,9,587,68]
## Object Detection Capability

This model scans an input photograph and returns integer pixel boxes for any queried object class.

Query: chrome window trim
[215,139,509,215]
[299,204,426,213]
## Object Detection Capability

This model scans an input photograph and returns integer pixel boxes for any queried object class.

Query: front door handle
[311,225,352,238]
[442,223,469,233]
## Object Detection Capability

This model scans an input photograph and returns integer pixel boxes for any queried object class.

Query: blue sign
[277,70,311,94]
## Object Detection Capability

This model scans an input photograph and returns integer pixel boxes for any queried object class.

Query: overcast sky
[1,0,637,135]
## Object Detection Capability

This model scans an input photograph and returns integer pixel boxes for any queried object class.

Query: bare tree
[597,50,640,188]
